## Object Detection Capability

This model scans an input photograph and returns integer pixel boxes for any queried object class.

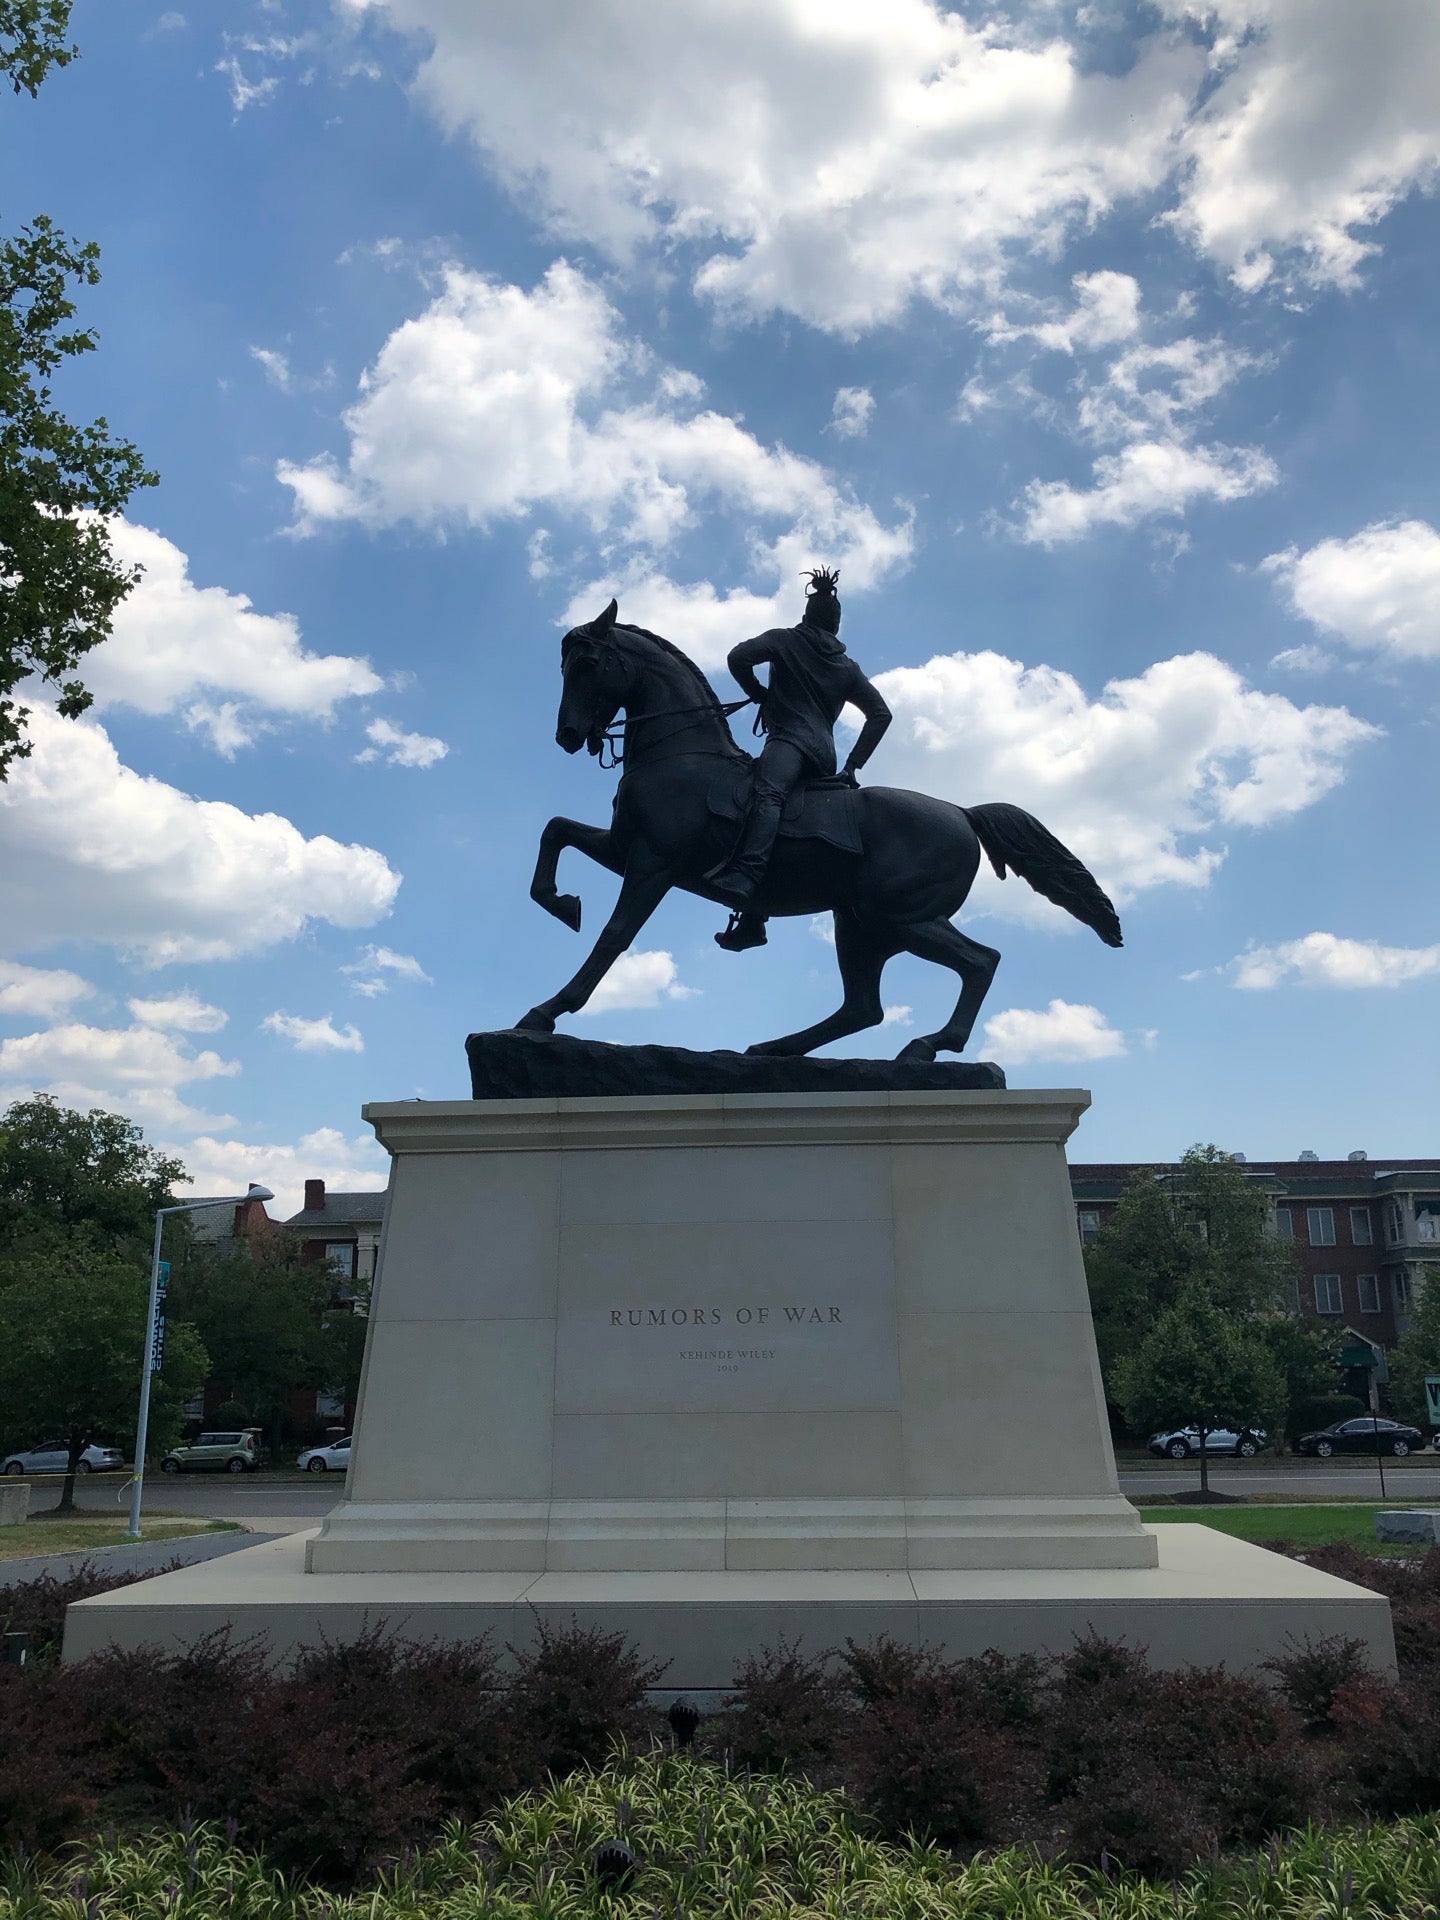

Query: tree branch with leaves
[1,0,156,777]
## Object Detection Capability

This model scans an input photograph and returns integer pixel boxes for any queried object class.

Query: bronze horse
[520,600,1122,1059]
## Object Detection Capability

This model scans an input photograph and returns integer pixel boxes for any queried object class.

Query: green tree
[167,1236,358,1451]
[0,1231,206,1511]
[1254,1313,1347,1440]
[1389,1266,1440,1431]
[2,3,75,97]
[0,1094,186,1249]
[2,0,156,777]
[1085,1145,1299,1411]
[1115,1288,1285,1498]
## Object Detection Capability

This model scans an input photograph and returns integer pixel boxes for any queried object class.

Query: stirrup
[715,911,768,953]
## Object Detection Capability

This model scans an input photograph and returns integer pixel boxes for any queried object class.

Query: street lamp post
[126,1185,273,1540]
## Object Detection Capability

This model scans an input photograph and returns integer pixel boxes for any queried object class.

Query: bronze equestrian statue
[521,588,1122,1061]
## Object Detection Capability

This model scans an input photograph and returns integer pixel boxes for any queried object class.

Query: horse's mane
[615,622,729,724]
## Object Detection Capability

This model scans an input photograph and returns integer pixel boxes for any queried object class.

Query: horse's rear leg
[893,919,1000,1062]
[747,915,888,1058]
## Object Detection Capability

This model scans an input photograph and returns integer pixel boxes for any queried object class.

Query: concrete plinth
[62,1082,1395,1674]
[310,1089,1155,1577]
[65,1525,1396,1681]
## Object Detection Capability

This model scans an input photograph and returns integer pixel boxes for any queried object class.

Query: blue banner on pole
[149,1307,166,1374]
[156,1260,171,1295]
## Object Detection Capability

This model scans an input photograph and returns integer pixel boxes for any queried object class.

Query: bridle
[567,633,753,769]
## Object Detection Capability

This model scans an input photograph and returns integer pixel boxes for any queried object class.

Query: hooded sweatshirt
[725,617,891,779]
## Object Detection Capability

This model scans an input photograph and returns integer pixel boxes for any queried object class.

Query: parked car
[1293,1417,1425,1459]
[296,1436,351,1473]
[159,1430,260,1475]
[1147,1426,1266,1460]
[2,1442,125,1475]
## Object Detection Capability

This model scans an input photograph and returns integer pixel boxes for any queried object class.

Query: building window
[1077,1210,1100,1244]
[1307,1207,1336,1246]
[1274,1207,1294,1240]
[1358,1274,1380,1314]
[1387,1204,1404,1245]
[1396,1271,1413,1310]
[1314,1274,1343,1315]
[1418,1204,1440,1244]
[323,1241,356,1279]
[1350,1207,1373,1246]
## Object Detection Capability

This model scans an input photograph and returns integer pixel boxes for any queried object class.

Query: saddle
[706,763,864,857]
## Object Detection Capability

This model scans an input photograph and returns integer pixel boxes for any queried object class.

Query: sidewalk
[0,1526,293,1586]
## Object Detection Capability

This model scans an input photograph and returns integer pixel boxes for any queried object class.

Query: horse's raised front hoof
[515,1009,557,1035]
[897,1037,938,1064]
[553,893,582,932]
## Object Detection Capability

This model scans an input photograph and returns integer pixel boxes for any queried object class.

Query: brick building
[283,1179,386,1291]
[1070,1153,1440,1351]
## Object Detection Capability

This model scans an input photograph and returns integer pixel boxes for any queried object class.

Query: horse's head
[557,598,633,756]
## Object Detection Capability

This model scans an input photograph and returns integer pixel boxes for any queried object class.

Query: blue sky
[1,0,1437,1212]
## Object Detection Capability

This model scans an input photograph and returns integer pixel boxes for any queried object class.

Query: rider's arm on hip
[840,672,892,781]
[726,634,774,710]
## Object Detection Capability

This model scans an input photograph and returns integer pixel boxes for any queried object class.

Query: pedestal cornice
[363,1088,1091,1154]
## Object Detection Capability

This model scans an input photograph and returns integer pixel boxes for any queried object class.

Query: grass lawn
[0,1517,240,1561]
[1137,1501,1425,1551]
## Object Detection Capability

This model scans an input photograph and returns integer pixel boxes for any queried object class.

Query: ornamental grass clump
[8,1760,1440,1918]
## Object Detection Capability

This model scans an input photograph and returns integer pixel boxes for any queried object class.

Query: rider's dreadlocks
[802,566,841,635]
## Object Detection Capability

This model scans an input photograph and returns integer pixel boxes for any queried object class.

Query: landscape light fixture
[592,1839,637,1892]
[667,1696,700,1749]
[125,1185,274,1540]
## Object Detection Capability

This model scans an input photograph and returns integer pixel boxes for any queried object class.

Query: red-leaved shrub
[724,1637,850,1775]
[505,1617,667,1779]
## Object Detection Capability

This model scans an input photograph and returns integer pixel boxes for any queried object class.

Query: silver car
[1147,1425,1266,1460]
[297,1436,352,1473]
[2,1441,125,1475]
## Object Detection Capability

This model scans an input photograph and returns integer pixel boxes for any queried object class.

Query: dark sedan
[1292,1417,1425,1459]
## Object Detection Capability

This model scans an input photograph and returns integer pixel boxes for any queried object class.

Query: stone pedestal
[66,1082,1395,1675]
[309,1088,1153,1577]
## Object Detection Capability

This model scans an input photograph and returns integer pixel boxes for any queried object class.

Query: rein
[598,696,754,770]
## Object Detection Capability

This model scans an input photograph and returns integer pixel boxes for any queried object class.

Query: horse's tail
[964,803,1123,948]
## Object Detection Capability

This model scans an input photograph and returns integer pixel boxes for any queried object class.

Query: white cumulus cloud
[1231,933,1440,990]
[1263,520,1440,662]
[0,706,400,964]
[1016,440,1277,546]
[347,0,1200,333]
[128,990,228,1033]
[577,949,697,1015]
[84,520,382,751]
[829,387,875,439]
[872,647,1377,911]
[355,717,450,768]
[173,1125,389,1223]
[0,1021,241,1133]
[981,271,1144,355]
[1160,0,1440,292]
[342,945,433,996]
[261,1011,366,1054]
[980,999,1127,1064]
[0,962,94,1020]
[348,1,1440,328]
[278,262,910,643]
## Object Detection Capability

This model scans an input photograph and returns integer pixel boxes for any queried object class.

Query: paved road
[18,1458,1440,1526]
[21,1476,341,1525]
